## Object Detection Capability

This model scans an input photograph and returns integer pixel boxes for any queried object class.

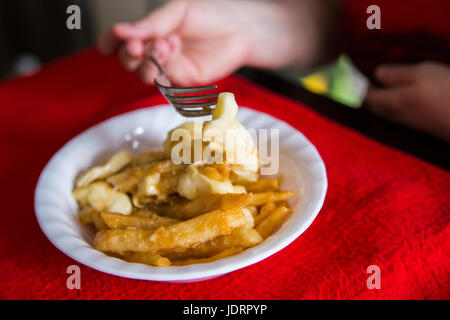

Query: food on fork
[72,92,295,266]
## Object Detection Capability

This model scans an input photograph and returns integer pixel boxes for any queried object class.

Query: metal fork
[148,55,218,117]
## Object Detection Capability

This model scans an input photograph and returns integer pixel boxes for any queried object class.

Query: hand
[366,62,450,142]
[98,0,329,86]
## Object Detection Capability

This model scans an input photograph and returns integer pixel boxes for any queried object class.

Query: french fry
[131,151,167,166]
[197,165,231,182]
[94,208,248,254]
[248,191,295,206]
[125,252,171,266]
[254,202,276,226]
[77,206,110,231]
[105,168,134,191]
[133,209,160,218]
[100,211,179,230]
[255,206,292,238]
[131,193,184,209]
[78,207,94,224]
[212,164,231,181]
[106,160,183,193]
[243,179,279,192]
[164,228,262,260]
[90,209,108,231]
[172,247,243,266]
[95,229,154,253]
[149,193,251,220]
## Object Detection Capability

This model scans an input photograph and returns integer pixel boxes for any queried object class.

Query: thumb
[375,64,418,86]
[114,1,188,40]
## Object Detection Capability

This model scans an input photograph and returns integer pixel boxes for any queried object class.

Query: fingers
[115,34,182,84]
[365,86,411,119]
[118,41,143,72]
[98,23,140,55]
[114,1,188,40]
[137,60,159,84]
[136,34,183,84]
[98,27,122,55]
[98,1,187,55]
[374,64,418,86]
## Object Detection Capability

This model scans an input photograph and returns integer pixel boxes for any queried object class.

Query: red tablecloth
[0,50,448,299]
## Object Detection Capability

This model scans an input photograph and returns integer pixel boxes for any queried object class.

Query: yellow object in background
[300,73,328,95]
[274,55,370,108]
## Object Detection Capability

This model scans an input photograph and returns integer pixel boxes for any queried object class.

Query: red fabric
[0,50,448,299]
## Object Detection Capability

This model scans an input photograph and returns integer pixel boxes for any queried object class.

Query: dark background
[1,0,448,169]
[0,0,165,79]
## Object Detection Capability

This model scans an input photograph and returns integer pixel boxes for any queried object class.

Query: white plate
[34,105,327,282]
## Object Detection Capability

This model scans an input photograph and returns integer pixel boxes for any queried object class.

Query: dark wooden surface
[238,68,449,171]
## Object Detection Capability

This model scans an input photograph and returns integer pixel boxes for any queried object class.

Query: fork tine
[166,85,217,95]
[155,80,218,95]
[165,93,219,102]
[177,109,212,117]
[150,57,217,117]
[171,101,217,109]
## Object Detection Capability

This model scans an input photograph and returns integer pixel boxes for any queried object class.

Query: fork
[148,55,218,117]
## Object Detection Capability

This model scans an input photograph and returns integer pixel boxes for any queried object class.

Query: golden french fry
[75,150,132,188]
[125,252,171,266]
[255,206,292,238]
[133,209,159,218]
[243,179,279,192]
[131,151,167,166]
[106,160,183,193]
[212,164,231,181]
[165,228,262,260]
[95,229,154,253]
[248,191,295,206]
[172,247,243,266]
[150,193,251,220]
[90,208,108,231]
[78,206,110,231]
[100,211,179,230]
[94,208,248,254]
[254,202,276,226]
[105,168,134,190]
[197,165,232,182]
[78,207,94,224]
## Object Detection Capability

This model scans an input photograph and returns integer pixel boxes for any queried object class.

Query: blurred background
[0,0,164,78]
[0,0,368,107]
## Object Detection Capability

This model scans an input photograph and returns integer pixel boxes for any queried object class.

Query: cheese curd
[75,150,132,188]
[166,92,260,199]
[73,181,132,215]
